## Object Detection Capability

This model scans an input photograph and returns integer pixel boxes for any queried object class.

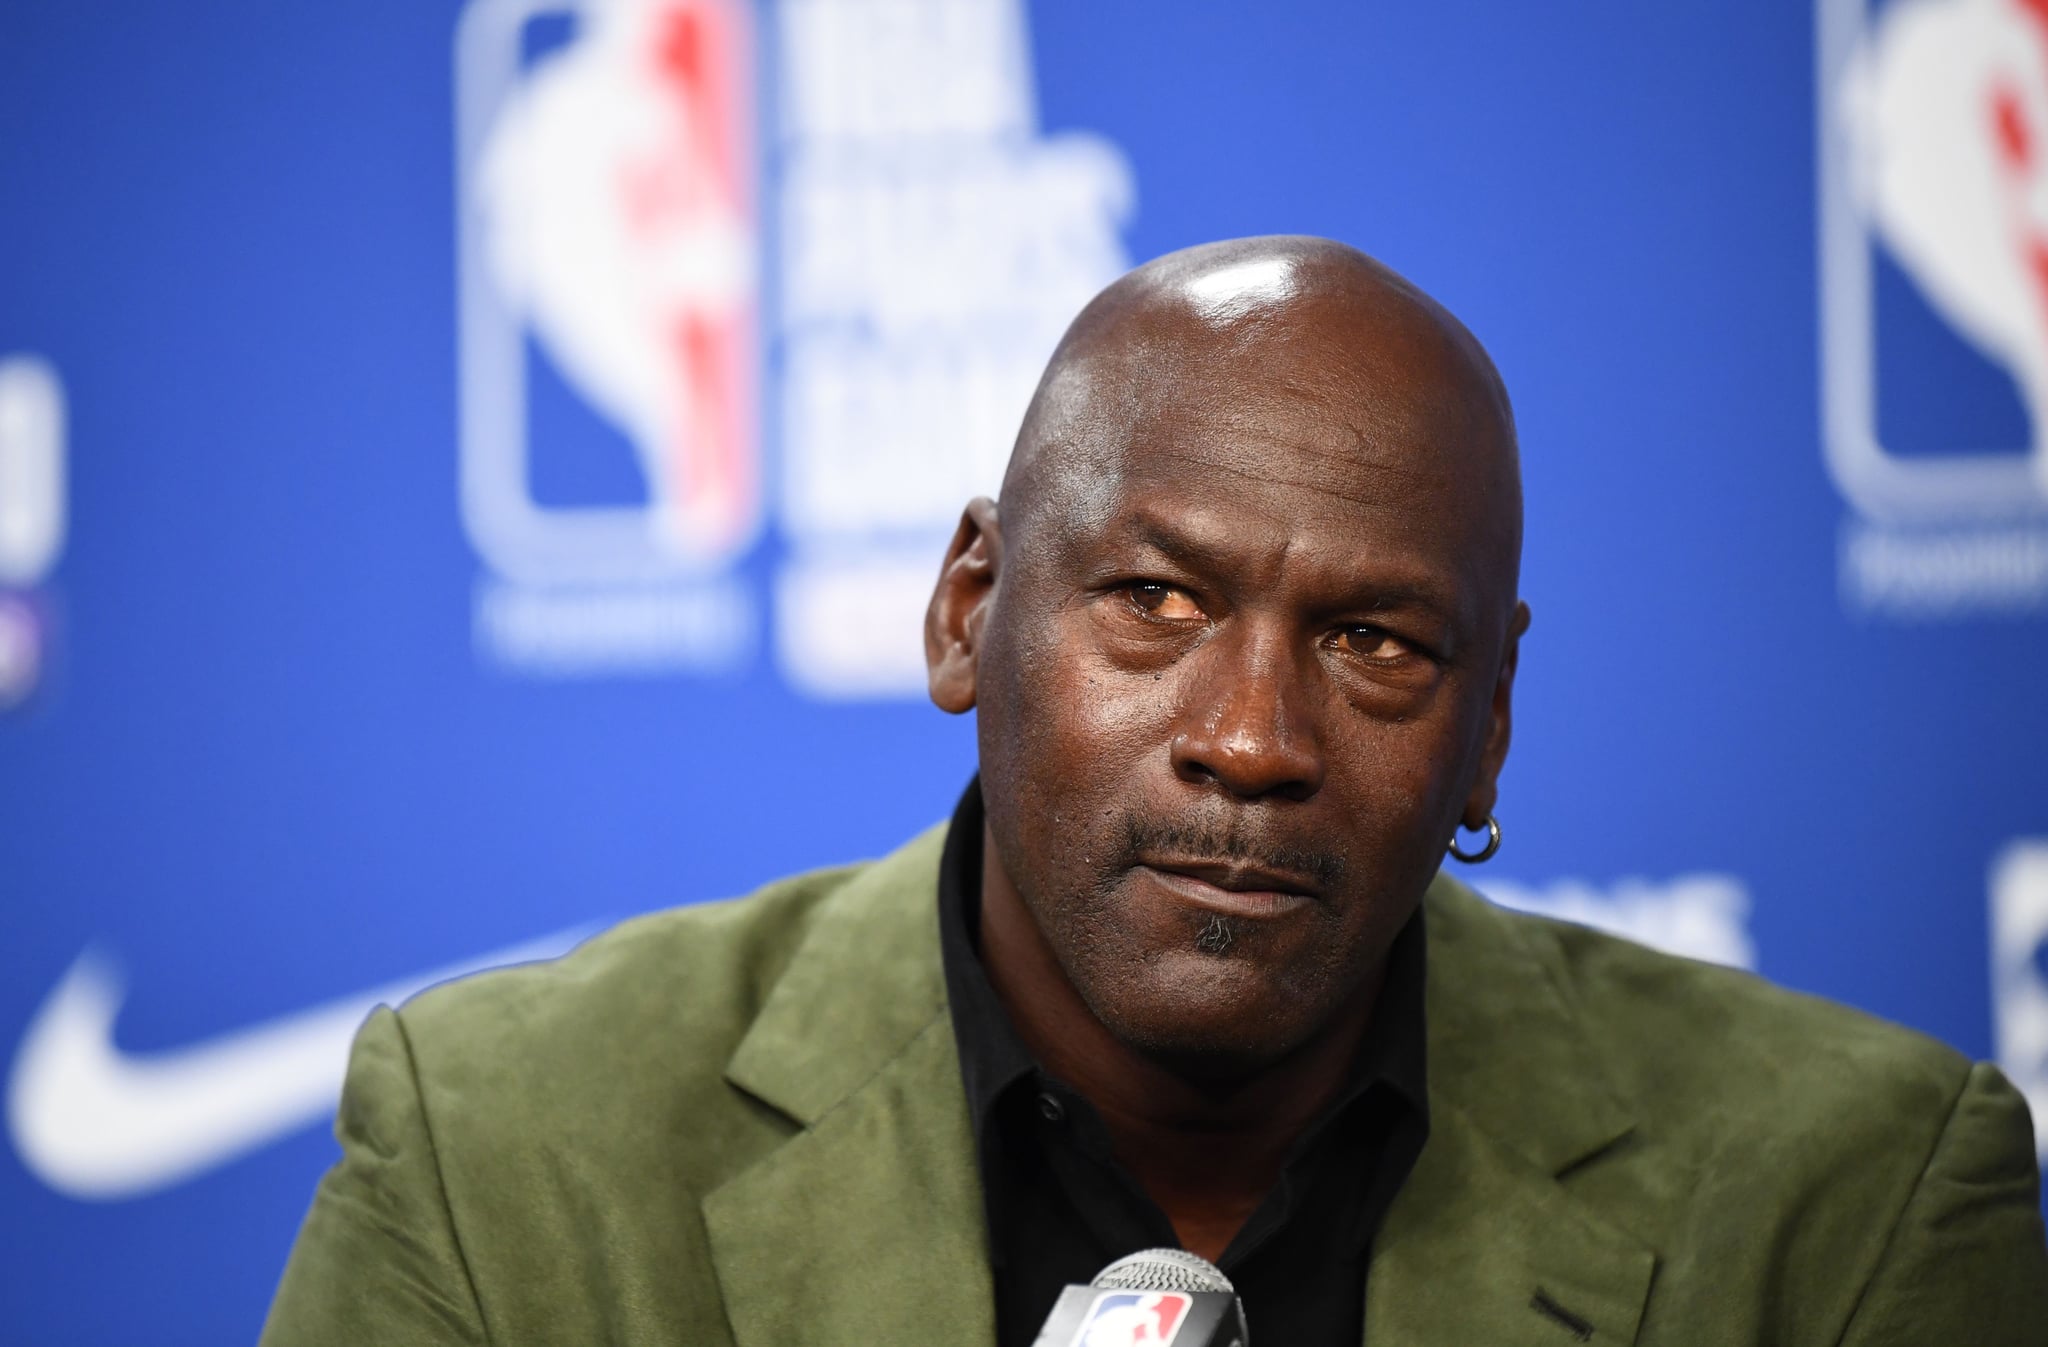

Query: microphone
[1030,1247,1249,1346]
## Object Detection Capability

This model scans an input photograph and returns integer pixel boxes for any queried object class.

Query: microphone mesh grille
[1090,1248,1236,1295]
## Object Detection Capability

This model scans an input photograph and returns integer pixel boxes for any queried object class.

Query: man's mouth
[1134,858,1320,919]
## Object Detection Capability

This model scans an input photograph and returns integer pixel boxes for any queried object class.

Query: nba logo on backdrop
[0,355,64,709]
[456,0,759,674]
[1991,841,2048,1160]
[453,0,1135,687]
[1070,1291,1192,1346]
[1819,0,2048,614]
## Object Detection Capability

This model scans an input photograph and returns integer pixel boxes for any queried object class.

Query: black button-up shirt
[937,781,1431,1346]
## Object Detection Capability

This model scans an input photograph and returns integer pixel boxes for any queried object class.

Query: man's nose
[1168,626,1326,801]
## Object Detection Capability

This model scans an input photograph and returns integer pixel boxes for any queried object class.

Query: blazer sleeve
[1835,1061,2048,1346]
[260,1006,489,1347]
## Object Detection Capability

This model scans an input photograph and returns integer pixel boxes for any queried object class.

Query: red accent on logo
[1150,1293,1190,1340]
[1994,1,2048,337]
[615,0,754,553]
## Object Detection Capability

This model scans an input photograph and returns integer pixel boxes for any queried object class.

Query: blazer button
[1037,1092,1066,1124]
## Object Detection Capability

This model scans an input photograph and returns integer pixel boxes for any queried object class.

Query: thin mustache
[1116,814,1346,890]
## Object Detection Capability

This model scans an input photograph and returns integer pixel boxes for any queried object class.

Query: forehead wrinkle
[1127,439,1455,516]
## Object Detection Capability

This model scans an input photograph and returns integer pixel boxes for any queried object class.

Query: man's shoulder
[1430,876,2003,1181]
[1422,878,2046,1341]
[1527,893,1966,1113]
[396,855,867,1074]
[380,816,950,1137]
[296,825,956,1336]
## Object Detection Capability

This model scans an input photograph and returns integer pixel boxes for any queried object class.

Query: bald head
[1003,235,1522,604]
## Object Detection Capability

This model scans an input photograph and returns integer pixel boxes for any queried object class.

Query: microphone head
[1090,1248,1236,1295]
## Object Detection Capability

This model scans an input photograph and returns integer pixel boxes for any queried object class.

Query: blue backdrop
[3,1,2045,1341]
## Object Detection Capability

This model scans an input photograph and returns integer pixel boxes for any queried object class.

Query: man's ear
[1463,599,1531,829]
[925,497,1003,714]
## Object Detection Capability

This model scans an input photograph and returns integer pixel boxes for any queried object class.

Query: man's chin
[1081,962,1322,1082]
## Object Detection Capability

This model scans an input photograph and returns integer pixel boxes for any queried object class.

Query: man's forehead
[1110,421,1464,518]
[1078,446,1480,583]
[1003,235,1522,598]
[1043,325,1483,516]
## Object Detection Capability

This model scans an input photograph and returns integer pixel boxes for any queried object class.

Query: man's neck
[977,830,1385,1264]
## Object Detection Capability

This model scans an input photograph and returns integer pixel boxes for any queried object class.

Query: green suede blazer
[262,825,2048,1345]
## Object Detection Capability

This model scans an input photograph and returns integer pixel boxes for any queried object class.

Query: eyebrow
[1117,512,1458,623]
[1123,514,1239,576]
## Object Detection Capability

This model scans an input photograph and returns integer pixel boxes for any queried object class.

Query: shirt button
[1037,1092,1066,1124]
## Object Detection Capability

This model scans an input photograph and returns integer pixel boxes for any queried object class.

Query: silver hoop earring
[1448,815,1501,864]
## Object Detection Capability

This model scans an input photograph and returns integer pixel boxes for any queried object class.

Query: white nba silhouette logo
[1990,841,2048,1161]
[456,0,757,582]
[1822,0,2048,521]
[1070,1291,1191,1346]
[1080,1305,1171,1346]
[0,356,64,708]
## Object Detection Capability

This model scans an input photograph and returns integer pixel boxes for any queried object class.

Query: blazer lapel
[702,827,997,1347]
[1364,876,1658,1345]
[1365,1101,1656,1344]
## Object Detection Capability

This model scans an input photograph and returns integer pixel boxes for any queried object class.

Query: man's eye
[1338,625,1409,660]
[1127,582,1204,621]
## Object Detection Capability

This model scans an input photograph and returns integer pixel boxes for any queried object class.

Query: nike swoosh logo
[6,929,586,1201]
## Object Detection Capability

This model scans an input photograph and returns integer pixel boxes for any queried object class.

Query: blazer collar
[720,823,953,1126]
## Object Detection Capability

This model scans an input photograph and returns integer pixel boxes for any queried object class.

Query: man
[263,238,2048,1345]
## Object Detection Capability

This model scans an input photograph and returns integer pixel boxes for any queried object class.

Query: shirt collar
[936,778,1042,1142]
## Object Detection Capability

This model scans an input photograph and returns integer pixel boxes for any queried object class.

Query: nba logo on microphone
[1069,1291,1193,1346]
[1819,0,2048,614]
[455,0,758,673]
